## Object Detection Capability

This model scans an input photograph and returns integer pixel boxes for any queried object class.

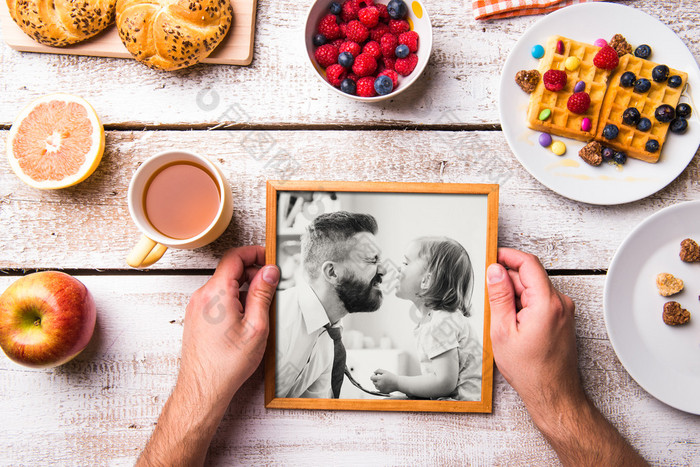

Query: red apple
[0,272,96,368]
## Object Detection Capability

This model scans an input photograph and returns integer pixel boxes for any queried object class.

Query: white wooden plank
[1,130,698,271]
[0,1,696,126]
[0,275,696,465]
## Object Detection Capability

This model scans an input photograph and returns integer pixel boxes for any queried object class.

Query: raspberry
[389,19,410,35]
[353,0,374,8]
[594,45,619,70]
[339,41,362,57]
[314,44,339,68]
[376,3,389,21]
[341,0,359,22]
[370,24,390,42]
[358,6,380,28]
[542,69,567,91]
[345,20,369,43]
[395,53,417,76]
[356,76,377,97]
[363,40,382,59]
[346,73,359,82]
[352,52,377,77]
[339,23,347,38]
[331,38,344,48]
[326,64,347,87]
[567,92,591,114]
[380,33,398,57]
[379,69,399,88]
[318,14,341,41]
[381,56,396,71]
[398,31,419,53]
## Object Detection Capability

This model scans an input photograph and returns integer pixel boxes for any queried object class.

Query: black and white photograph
[265,181,498,413]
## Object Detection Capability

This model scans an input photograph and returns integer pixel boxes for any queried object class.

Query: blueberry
[622,107,641,126]
[329,1,342,15]
[374,75,394,95]
[634,44,652,59]
[633,78,651,93]
[637,118,652,132]
[645,140,659,153]
[676,103,692,118]
[340,78,356,95]
[667,75,683,88]
[395,44,410,59]
[613,151,627,165]
[620,71,636,87]
[338,51,354,68]
[670,118,688,134]
[313,34,327,47]
[602,124,619,140]
[655,104,675,123]
[652,65,670,83]
[602,146,615,162]
[387,0,408,19]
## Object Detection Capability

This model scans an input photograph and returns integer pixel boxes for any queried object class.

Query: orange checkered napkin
[473,0,601,20]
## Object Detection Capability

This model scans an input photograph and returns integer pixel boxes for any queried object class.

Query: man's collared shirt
[275,281,336,398]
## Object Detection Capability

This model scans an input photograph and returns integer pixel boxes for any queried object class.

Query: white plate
[499,3,700,205]
[604,200,700,414]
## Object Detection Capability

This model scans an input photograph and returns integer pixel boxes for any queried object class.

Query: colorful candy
[532,44,545,59]
[556,40,564,54]
[539,133,552,147]
[538,109,551,121]
[594,38,608,48]
[565,56,581,71]
[581,117,592,132]
[574,80,586,93]
[551,141,566,155]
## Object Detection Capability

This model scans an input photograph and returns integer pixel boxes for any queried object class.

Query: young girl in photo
[370,237,482,401]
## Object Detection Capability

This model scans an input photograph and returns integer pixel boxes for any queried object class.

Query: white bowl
[304,0,432,102]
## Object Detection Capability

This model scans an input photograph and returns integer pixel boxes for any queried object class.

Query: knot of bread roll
[7,0,117,47]
[116,0,233,71]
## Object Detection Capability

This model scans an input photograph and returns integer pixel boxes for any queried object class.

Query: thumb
[486,263,517,340]
[243,265,280,330]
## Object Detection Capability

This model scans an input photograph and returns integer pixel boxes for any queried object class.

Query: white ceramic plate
[499,3,700,205]
[604,200,700,414]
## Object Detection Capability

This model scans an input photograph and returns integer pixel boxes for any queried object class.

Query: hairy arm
[372,349,458,398]
[137,247,279,467]
[487,248,646,466]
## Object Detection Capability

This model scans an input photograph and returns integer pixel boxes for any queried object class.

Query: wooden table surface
[1,0,699,465]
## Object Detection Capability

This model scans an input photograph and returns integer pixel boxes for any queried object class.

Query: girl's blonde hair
[416,237,474,316]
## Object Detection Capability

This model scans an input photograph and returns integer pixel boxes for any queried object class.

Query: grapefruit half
[7,94,105,189]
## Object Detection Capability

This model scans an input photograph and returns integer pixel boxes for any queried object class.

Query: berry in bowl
[304,0,432,101]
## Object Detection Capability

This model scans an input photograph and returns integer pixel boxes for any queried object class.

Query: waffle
[594,54,688,163]
[527,36,614,142]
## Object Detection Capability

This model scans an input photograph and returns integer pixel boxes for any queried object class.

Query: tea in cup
[126,151,233,268]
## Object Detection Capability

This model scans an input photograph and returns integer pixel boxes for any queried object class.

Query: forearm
[396,374,455,399]
[136,379,233,467]
[530,395,647,467]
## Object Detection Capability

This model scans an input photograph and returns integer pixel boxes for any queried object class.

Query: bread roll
[116,0,233,71]
[6,0,117,47]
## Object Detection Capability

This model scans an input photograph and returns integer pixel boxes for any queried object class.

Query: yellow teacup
[126,150,234,268]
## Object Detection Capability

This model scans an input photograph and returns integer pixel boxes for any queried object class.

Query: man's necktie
[324,324,346,399]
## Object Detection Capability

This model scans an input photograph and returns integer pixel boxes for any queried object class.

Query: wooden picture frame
[264,181,498,413]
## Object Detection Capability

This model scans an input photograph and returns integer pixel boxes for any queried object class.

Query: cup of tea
[126,150,234,268]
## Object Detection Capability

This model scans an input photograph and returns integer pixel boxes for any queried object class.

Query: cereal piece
[662,301,691,326]
[551,141,566,156]
[679,238,700,262]
[609,34,633,57]
[578,141,602,166]
[515,69,540,94]
[656,273,684,297]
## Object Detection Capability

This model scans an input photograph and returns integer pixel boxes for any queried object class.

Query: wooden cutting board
[0,0,257,66]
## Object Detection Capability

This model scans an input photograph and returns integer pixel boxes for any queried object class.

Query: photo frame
[264,181,498,413]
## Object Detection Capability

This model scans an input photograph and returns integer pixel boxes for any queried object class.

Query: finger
[242,265,280,331]
[507,269,525,297]
[244,265,262,285]
[374,369,386,375]
[497,248,551,295]
[487,263,518,338]
[213,246,265,283]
